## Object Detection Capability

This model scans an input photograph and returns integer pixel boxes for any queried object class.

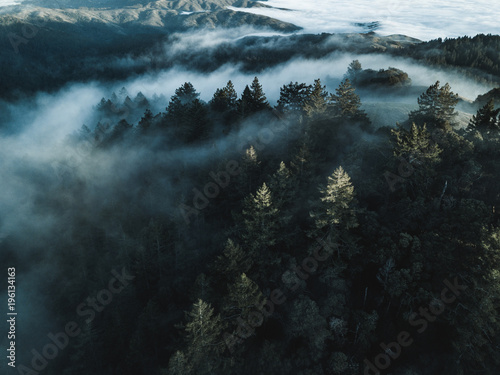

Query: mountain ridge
[0,0,299,33]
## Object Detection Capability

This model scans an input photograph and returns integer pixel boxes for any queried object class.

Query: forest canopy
[3,71,500,374]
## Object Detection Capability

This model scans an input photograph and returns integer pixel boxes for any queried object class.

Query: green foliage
[242,182,280,253]
[311,166,358,237]
[210,80,238,113]
[346,60,362,81]
[215,239,253,281]
[210,80,239,128]
[223,273,264,321]
[175,299,225,374]
[165,82,211,142]
[287,295,329,357]
[467,98,500,136]
[269,161,296,210]
[303,78,329,117]
[277,81,312,113]
[15,68,500,375]
[330,79,362,117]
[237,77,271,117]
[410,81,459,130]
[391,123,442,165]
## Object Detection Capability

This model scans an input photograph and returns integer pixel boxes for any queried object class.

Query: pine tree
[437,82,459,121]
[166,82,210,142]
[329,79,367,121]
[223,273,264,321]
[311,166,358,241]
[249,76,270,112]
[167,351,191,375]
[183,98,211,143]
[133,91,150,108]
[346,60,362,83]
[467,99,500,135]
[303,78,329,117]
[138,108,154,132]
[237,85,253,118]
[391,123,442,165]
[237,78,271,117]
[290,138,319,185]
[269,161,296,210]
[238,145,261,195]
[277,82,312,113]
[214,239,252,281]
[410,81,459,130]
[172,82,199,105]
[181,299,224,373]
[210,80,238,113]
[210,81,239,130]
[242,182,279,254]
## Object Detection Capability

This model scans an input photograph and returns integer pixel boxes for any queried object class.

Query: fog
[121,37,494,104]
[0,23,496,372]
[0,31,492,252]
[230,0,500,40]
[0,0,21,5]
[3,0,499,41]
[1,27,494,253]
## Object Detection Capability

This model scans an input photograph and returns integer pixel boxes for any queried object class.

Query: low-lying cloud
[229,0,500,40]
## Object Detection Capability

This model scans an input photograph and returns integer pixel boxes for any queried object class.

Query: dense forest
[0,28,499,101]
[3,69,499,374]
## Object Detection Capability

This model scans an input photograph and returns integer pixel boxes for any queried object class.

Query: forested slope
[3,75,499,375]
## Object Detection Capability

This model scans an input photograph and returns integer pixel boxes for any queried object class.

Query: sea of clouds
[230,0,500,40]
[0,0,22,5]
[2,0,499,40]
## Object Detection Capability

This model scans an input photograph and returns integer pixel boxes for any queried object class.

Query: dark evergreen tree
[237,77,271,117]
[303,78,329,117]
[329,79,369,124]
[210,80,239,130]
[210,80,238,113]
[467,98,500,136]
[242,182,279,255]
[168,300,225,375]
[410,81,459,130]
[223,273,264,321]
[391,123,442,165]
[165,82,211,142]
[138,108,154,132]
[237,85,253,118]
[249,76,270,112]
[310,166,358,252]
[346,59,362,83]
[277,81,312,113]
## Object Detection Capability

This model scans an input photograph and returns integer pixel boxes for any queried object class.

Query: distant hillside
[0,0,499,102]
[1,0,294,30]
[475,87,500,107]
[21,0,269,10]
[393,34,500,85]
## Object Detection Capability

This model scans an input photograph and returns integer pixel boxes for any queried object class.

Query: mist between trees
[1,65,500,375]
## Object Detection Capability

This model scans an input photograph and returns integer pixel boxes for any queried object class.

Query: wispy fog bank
[230,0,500,40]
